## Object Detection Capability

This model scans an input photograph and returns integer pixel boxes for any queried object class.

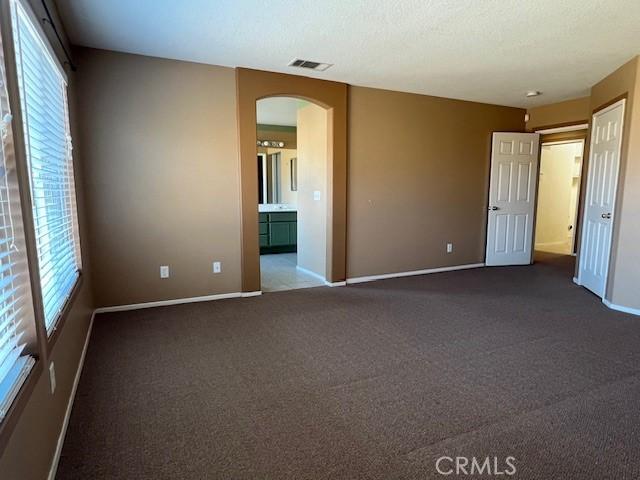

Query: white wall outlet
[49,362,56,394]
[213,261,221,273]
[446,243,453,253]
[313,190,321,201]
[160,265,169,278]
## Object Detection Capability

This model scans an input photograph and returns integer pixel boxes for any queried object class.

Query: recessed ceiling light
[526,90,542,98]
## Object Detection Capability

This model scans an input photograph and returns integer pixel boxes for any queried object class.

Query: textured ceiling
[56,0,640,108]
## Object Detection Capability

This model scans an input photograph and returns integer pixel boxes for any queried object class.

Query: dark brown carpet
[57,253,640,479]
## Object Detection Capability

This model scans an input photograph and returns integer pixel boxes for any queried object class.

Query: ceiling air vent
[288,58,332,71]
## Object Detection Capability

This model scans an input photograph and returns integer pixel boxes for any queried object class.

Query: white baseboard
[48,311,95,480]
[325,280,346,287]
[603,299,640,316]
[94,292,245,313]
[346,263,485,284]
[241,291,262,298]
[573,276,581,285]
[295,265,326,283]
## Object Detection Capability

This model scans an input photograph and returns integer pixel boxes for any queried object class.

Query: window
[0,21,35,421]
[11,0,81,334]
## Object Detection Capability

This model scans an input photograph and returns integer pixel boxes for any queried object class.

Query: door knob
[601,213,612,219]
[489,206,499,211]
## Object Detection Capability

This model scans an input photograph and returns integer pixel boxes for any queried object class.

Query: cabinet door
[269,223,291,246]
[289,222,297,245]
[259,234,269,247]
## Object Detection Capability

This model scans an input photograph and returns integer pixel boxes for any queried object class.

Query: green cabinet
[259,211,297,253]
[269,222,291,246]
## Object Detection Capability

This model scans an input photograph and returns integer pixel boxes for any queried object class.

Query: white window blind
[11,0,81,334]
[0,21,35,421]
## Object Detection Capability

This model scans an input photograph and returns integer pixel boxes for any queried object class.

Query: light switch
[447,243,453,253]
[313,190,321,201]
[213,261,221,273]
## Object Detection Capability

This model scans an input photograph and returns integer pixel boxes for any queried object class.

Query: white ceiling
[56,0,640,108]
[256,97,299,126]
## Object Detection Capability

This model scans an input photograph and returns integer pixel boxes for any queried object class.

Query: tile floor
[260,253,325,292]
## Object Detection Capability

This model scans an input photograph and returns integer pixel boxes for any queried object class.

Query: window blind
[0,20,35,420]
[11,0,81,334]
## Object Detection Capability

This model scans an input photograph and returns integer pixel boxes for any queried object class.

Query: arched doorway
[256,97,328,291]
[236,68,348,293]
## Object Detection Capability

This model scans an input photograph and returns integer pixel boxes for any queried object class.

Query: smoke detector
[288,59,332,71]
[526,90,542,98]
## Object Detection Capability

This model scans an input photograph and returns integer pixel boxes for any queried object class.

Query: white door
[486,132,540,266]
[578,99,625,298]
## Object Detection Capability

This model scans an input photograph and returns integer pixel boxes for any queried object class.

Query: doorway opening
[256,97,328,292]
[534,140,584,256]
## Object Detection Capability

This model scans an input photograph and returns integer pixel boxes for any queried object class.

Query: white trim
[241,291,262,298]
[573,276,581,285]
[295,265,326,283]
[536,123,589,134]
[94,292,243,313]
[47,311,95,480]
[346,263,485,284]
[325,280,346,287]
[603,299,640,317]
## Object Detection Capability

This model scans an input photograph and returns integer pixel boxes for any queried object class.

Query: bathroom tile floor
[260,253,325,292]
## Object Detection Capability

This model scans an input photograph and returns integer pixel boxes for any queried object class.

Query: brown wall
[75,48,242,307]
[525,96,591,131]
[256,124,296,149]
[236,68,348,290]
[347,86,525,278]
[0,0,94,478]
[588,56,640,308]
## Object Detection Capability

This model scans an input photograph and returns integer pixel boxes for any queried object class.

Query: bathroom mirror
[258,153,281,204]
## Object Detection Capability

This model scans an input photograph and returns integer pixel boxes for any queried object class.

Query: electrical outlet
[160,265,169,278]
[49,362,56,394]
[446,243,453,253]
[213,261,221,273]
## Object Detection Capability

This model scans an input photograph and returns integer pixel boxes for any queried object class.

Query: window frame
[0,0,85,448]
[9,0,83,348]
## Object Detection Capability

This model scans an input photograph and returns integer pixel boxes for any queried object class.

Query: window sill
[0,359,42,455]
[45,272,84,355]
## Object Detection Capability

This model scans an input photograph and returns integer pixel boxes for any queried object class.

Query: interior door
[486,132,540,266]
[578,99,625,298]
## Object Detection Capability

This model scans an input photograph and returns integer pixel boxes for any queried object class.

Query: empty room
[1,1,640,479]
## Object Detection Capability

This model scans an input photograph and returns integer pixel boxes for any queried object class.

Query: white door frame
[576,98,626,299]
[534,139,585,255]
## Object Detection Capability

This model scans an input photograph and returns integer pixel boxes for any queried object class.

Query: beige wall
[588,56,640,309]
[347,86,525,278]
[535,142,583,252]
[296,103,328,277]
[526,96,591,131]
[0,1,94,478]
[75,48,242,307]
